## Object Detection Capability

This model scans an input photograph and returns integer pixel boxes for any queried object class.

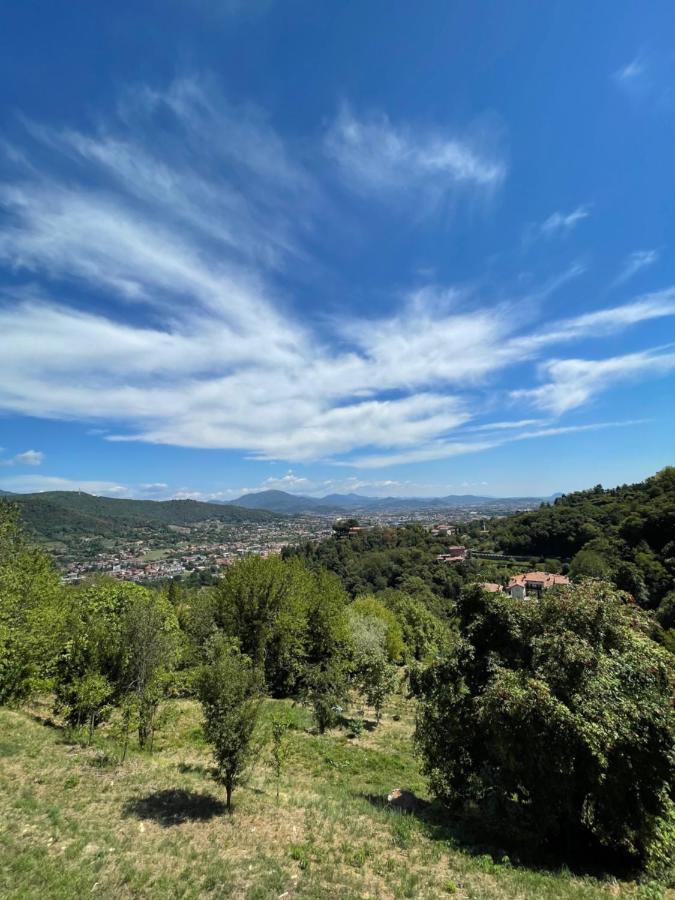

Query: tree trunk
[121,710,130,763]
[88,711,95,745]
[225,784,232,812]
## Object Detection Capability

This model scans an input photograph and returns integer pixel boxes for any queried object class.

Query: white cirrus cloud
[0,78,674,468]
[615,56,646,83]
[526,206,590,242]
[612,249,659,288]
[324,103,505,207]
[513,348,675,415]
[350,419,644,468]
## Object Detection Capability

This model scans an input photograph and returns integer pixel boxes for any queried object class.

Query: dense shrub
[412,581,675,871]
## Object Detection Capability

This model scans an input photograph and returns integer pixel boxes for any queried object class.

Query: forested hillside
[284,524,466,612]
[482,467,675,608]
[7,491,280,543]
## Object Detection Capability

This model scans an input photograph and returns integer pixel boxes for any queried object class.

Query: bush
[412,582,675,871]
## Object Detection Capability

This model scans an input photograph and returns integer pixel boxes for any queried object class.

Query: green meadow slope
[0,695,651,900]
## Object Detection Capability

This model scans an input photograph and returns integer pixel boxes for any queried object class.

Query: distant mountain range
[222,489,554,516]
[0,487,557,543]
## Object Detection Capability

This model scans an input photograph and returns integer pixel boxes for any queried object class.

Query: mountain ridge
[226,488,553,515]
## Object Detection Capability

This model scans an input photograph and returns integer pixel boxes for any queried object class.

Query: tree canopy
[412,581,675,873]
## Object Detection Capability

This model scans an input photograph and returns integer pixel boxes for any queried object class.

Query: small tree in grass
[270,716,290,803]
[196,637,262,812]
[304,661,348,734]
[348,608,398,724]
[361,653,398,724]
[72,672,112,744]
[120,592,180,751]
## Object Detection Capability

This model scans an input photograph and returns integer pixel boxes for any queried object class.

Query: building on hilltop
[506,571,569,600]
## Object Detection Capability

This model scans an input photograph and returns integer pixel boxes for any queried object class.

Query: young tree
[304,661,348,734]
[412,582,675,871]
[269,716,290,803]
[71,672,113,745]
[119,591,181,750]
[569,547,611,580]
[196,637,262,811]
[378,589,451,662]
[55,579,151,736]
[348,609,397,724]
[350,595,404,662]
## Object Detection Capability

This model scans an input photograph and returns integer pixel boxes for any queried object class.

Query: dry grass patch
[0,697,661,899]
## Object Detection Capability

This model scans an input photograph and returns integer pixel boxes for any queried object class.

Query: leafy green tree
[304,660,348,734]
[55,579,150,733]
[350,594,404,662]
[70,672,113,744]
[614,561,649,606]
[569,547,610,580]
[348,609,397,723]
[378,589,451,661]
[212,555,313,695]
[412,582,675,869]
[196,637,262,811]
[656,591,675,631]
[0,502,66,704]
[119,591,181,750]
[210,556,350,698]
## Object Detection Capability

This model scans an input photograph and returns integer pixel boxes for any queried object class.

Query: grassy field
[0,693,665,899]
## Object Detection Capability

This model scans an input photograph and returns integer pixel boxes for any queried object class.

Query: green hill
[484,466,675,607]
[3,491,281,543]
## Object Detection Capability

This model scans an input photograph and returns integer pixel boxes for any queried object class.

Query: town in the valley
[55,497,547,586]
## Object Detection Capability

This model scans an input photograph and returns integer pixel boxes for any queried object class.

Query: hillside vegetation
[1,479,674,897]
[1,695,653,900]
[482,467,675,608]
[7,491,280,543]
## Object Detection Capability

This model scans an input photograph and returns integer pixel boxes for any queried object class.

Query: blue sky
[1,0,674,500]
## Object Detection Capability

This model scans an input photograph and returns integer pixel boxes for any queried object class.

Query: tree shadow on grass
[123,789,226,827]
[356,791,634,881]
[176,761,210,777]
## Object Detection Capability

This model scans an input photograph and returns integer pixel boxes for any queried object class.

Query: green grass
[0,694,663,899]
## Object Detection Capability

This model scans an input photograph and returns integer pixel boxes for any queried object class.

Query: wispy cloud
[613,51,674,109]
[513,347,675,415]
[615,55,646,83]
[526,206,590,243]
[612,249,659,288]
[0,78,674,468]
[350,420,644,468]
[0,449,44,467]
[0,474,126,494]
[324,103,505,208]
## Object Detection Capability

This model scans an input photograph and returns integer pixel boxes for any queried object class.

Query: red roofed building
[506,571,569,599]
